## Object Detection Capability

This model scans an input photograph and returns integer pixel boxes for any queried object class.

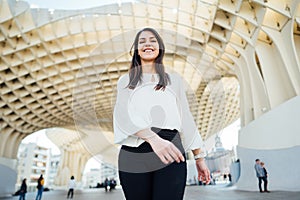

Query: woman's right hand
[146,134,185,164]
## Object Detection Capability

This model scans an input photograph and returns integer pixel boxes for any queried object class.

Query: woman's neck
[142,62,156,74]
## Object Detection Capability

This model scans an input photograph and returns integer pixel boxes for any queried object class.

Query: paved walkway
[2,184,300,200]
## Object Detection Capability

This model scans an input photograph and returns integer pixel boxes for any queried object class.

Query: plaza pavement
[1,184,300,200]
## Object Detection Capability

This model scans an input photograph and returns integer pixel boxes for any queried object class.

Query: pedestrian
[114,27,210,200]
[254,159,269,193]
[260,162,270,193]
[67,176,76,199]
[109,178,116,191]
[19,178,27,200]
[35,174,44,200]
[104,178,110,192]
[228,173,232,182]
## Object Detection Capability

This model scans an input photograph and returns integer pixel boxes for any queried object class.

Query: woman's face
[137,30,160,62]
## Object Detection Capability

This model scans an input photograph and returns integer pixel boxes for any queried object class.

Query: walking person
[19,178,27,200]
[35,174,44,200]
[254,159,268,193]
[114,27,210,200]
[67,176,76,199]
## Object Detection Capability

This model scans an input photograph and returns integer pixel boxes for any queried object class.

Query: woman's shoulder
[167,72,183,87]
[117,73,129,87]
[118,73,129,81]
[168,71,183,80]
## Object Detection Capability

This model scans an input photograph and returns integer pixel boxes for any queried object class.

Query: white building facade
[17,143,56,192]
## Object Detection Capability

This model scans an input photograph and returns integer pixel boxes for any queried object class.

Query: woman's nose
[144,41,151,46]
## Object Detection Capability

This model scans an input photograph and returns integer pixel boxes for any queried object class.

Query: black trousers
[258,177,268,192]
[118,128,187,200]
[67,188,74,198]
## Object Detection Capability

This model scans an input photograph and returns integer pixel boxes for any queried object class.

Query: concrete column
[237,45,270,121]
[226,48,270,126]
[54,149,90,186]
[0,131,24,197]
[0,131,11,158]
[260,22,299,98]
[256,39,295,108]
[3,132,22,159]
[295,34,300,67]
[224,54,251,127]
[234,57,254,126]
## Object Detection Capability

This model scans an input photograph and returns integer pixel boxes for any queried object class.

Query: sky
[204,119,240,151]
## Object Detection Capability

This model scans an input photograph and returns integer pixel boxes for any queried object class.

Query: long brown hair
[127,27,170,90]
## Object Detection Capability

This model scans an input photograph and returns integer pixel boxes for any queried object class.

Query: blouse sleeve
[177,74,204,151]
[113,74,149,144]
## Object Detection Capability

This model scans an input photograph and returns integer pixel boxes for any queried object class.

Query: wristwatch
[194,151,206,160]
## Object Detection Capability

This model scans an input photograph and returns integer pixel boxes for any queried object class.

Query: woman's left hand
[195,159,211,185]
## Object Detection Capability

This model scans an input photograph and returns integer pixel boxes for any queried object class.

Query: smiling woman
[113,27,211,200]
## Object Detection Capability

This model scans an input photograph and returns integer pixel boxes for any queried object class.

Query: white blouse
[113,72,204,151]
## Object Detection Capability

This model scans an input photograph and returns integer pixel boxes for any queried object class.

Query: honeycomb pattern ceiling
[1,0,299,160]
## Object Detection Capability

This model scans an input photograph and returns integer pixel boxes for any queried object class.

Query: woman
[260,162,270,193]
[35,174,44,200]
[113,27,210,200]
[19,178,27,200]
